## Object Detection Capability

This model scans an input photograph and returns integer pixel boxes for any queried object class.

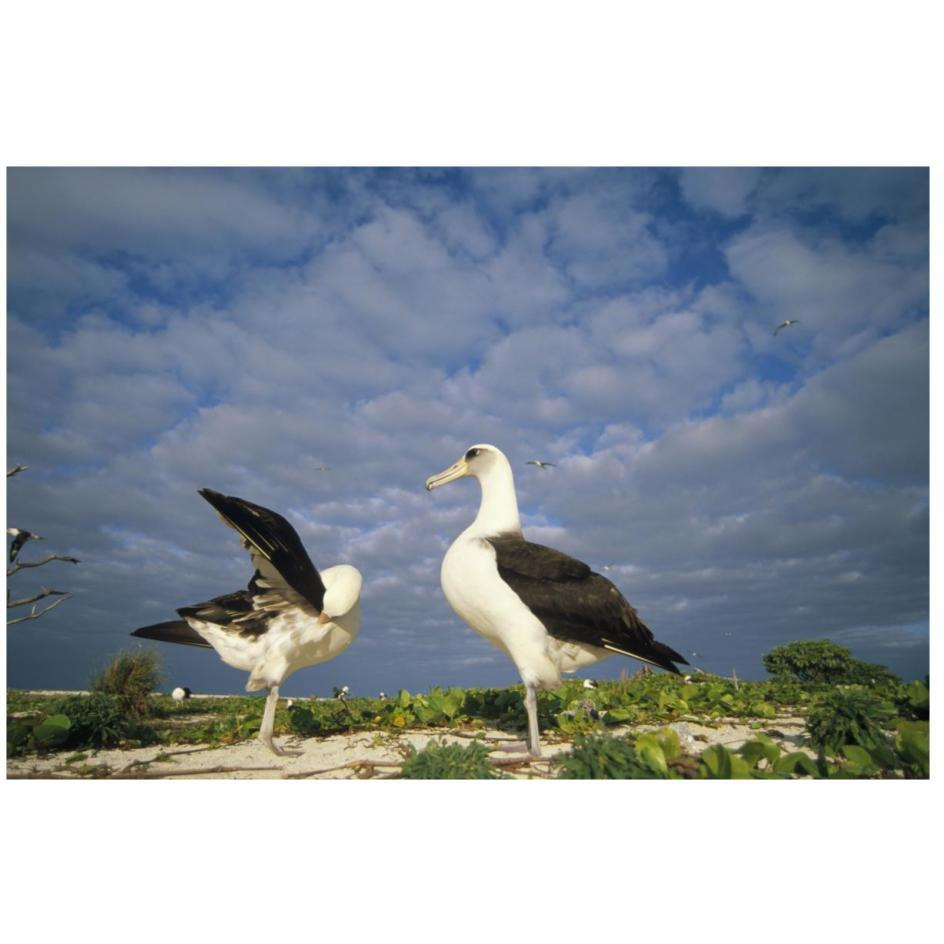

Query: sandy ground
[6,710,813,780]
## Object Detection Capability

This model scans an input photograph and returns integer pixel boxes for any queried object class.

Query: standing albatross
[426,444,687,757]
[131,488,362,756]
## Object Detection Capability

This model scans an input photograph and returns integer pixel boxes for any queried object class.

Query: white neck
[470,453,522,536]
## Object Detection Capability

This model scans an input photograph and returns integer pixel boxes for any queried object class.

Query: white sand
[6,713,812,780]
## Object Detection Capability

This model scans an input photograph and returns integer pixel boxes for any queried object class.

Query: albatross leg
[259,684,301,757]
[523,683,542,758]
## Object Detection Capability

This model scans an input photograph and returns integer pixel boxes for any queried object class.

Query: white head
[426,444,521,535]
[425,444,510,491]
[321,564,363,620]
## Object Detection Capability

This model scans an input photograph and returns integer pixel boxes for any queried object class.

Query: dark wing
[132,587,277,647]
[488,535,688,674]
[198,488,326,613]
[131,619,212,648]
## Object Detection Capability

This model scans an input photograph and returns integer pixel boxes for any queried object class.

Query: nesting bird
[131,488,362,756]
[171,686,192,703]
[426,444,687,756]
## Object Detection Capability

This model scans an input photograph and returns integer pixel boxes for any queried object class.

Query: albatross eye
[465,448,481,461]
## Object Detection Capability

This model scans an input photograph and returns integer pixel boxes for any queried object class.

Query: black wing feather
[488,535,688,674]
[198,488,326,613]
[131,619,212,649]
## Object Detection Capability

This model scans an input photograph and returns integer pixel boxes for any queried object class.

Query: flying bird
[526,460,556,469]
[426,443,687,757]
[131,488,362,756]
[171,686,192,703]
[773,319,800,336]
[7,527,43,562]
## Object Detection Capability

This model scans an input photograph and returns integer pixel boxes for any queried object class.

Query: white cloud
[678,167,761,217]
[6,167,928,694]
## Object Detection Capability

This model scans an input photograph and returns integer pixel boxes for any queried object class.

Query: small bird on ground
[526,459,556,469]
[583,678,598,690]
[333,684,350,701]
[7,528,43,562]
[171,686,192,703]
[773,319,800,336]
[131,488,362,756]
[426,443,687,757]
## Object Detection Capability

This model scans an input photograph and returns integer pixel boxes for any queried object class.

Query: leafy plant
[763,639,900,686]
[894,679,929,721]
[556,732,670,779]
[805,687,896,757]
[90,647,164,719]
[400,740,502,779]
[52,693,127,748]
[32,714,72,749]
[895,720,929,778]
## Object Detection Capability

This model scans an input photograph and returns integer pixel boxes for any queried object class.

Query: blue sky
[5,167,929,695]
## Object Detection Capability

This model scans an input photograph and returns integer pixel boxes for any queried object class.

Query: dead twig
[111,764,283,779]
[7,593,72,625]
[285,759,406,779]
[8,587,69,609]
[8,554,80,576]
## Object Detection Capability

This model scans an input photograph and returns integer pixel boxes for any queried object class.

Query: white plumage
[132,488,362,756]
[426,444,686,756]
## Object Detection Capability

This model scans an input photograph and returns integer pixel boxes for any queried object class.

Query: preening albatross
[426,444,687,757]
[131,488,362,756]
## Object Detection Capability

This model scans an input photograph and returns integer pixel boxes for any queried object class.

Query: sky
[5,166,930,696]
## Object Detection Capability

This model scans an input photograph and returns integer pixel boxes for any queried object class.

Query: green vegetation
[5,642,930,779]
[90,647,164,719]
[762,639,901,686]
[400,740,503,779]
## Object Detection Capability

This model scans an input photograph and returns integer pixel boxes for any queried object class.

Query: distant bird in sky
[131,488,362,756]
[7,464,29,478]
[526,459,556,469]
[773,319,800,336]
[171,686,191,703]
[426,443,687,757]
[7,527,42,562]
[314,465,331,472]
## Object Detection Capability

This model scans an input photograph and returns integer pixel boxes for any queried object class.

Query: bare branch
[7,593,72,625]
[7,554,80,577]
[7,465,29,478]
[8,587,69,609]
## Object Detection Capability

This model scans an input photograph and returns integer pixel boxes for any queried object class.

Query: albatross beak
[425,458,469,491]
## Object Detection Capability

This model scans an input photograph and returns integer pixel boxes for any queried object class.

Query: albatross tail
[603,638,689,674]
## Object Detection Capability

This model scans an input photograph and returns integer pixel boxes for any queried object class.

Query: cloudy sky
[5,167,929,695]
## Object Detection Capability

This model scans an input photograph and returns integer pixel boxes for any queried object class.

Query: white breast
[440,532,560,690]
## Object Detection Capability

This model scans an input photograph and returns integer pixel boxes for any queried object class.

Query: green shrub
[556,732,673,779]
[763,639,900,686]
[805,687,896,757]
[400,740,502,779]
[894,679,929,721]
[53,693,127,748]
[90,647,164,719]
